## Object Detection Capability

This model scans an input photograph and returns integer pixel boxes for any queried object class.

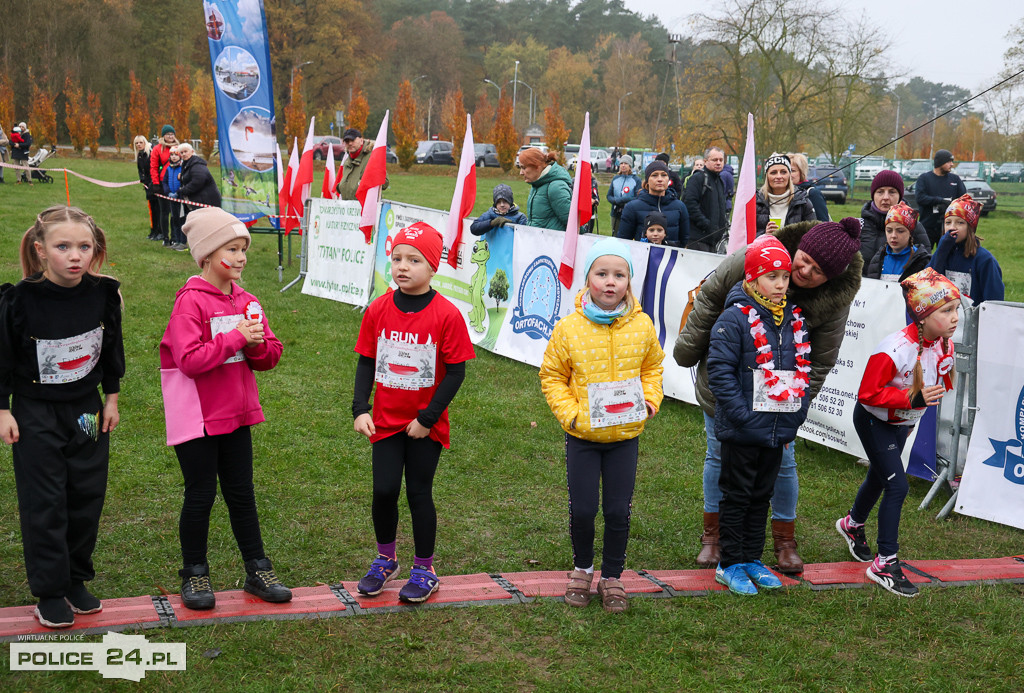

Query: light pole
[291,60,313,84]
[512,60,519,129]
[513,79,534,125]
[892,92,901,161]
[617,91,634,146]
[483,79,502,102]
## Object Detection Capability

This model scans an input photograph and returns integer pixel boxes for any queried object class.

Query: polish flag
[356,110,389,243]
[279,140,299,234]
[321,142,338,199]
[443,114,477,269]
[288,116,316,234]
[558,112,593,288]
[727,112,757,253]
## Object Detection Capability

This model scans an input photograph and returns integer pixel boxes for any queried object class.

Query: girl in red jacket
[835,267,958,598]
[159,207,291,610]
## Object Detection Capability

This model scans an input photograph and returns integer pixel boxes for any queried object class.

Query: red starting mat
[801,561,932,588]
[0,596,161,640]
[644,569,727,594]
[340,573,514,610]
[500,570,663,598]
[902,557,1024,584]
[166,585,345,623]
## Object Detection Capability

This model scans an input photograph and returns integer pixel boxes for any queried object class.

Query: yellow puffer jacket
[539,291,665,443]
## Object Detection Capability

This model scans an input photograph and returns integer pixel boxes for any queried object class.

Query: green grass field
[1,157,1022,691]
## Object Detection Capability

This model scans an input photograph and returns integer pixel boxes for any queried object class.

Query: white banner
[957,302,1024,529]
[302,199,375,306]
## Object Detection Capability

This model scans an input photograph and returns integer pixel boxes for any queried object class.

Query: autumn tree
[128,71,151,139]
[85,91,103,157]
[348,81,369,132]
[29,69,57,150]
[0,70,14,131]
[493,94,518,173]
[393,79,418,171]
[64,75,88,154]
[544,92,570,165]
[111,96,127,154]
[441,86,467,161]
[155,77,171,130]
[192,70,218,160]
[170,66,193,142]
[472,92,494,142]
[283,71,307,147]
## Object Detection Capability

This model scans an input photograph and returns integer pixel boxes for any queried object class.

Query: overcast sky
[630,0,1020,94]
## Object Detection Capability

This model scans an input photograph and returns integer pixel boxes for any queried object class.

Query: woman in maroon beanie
[859,170,931,271]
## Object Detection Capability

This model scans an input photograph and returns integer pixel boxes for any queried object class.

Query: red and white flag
[558,112,593,288]
[288,116,316,234]
[321,141,338,199]
[443,114,478,269]
[280,140,299,234]
[727,112,756,253]
[356,110,389,243]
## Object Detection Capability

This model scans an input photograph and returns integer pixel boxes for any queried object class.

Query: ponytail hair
[907,324,956,402]
[20,206,109,279]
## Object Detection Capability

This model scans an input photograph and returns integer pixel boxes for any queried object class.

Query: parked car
[953,161,994,182]
[904,178,996,216]
[313,135,344,160]
[386,146,398,164]
[514,143,547,168]
[809,164,848,204]
[474,143,499,167]
[415,140,454,165]
[854,156,887,181]
[902,160,934,180]
[564,144,607,173]
[993,162,1024,182]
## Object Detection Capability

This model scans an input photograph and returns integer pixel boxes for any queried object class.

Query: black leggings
[850,404,912,557]
[718,442,784,568]
[371,432,442,558]
[565,434,639,579]
[155,196,171,241]
[174,426,265,566]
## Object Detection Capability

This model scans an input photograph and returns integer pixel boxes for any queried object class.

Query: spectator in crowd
[656,152,683,198]
[150,125,179,244]
[178,143,222,216]
[858,170,930,270]
[684,146,730,252]
[865,201,930,282]
[12,122,32,183]
[721,160,735,210]
[787,153,829,223]
[160,146,186,250]
[683,158,704,189]
[755,154,815,236]
[675,218,863,574]
[520,147,572,231]
[335,128,388,201]
[641,211,668,245]
[915,149,966,248]
[0,122,8,183]
[470,183,528,235]
[616,161,689,246]
[134,136,158,240]
[606,154,642,235]
[929,194,1004,305]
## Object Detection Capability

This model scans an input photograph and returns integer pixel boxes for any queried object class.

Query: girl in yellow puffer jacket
[539,238,664,613]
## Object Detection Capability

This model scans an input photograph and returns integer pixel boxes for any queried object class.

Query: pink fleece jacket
[159,275,282,445]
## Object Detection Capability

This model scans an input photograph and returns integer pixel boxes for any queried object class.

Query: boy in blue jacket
[707,234,811,595]
[470,184,528,235]
[161,146,186,250]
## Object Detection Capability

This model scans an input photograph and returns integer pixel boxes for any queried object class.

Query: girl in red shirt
[352,222,475,603]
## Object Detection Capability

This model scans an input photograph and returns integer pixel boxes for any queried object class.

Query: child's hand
[922,384,946,407]
[354,413,376,439]
[645,401,657,418]
[406,419,430,439]
[236,319,265,347]
[0,409,19,444]
[101,394,119,433]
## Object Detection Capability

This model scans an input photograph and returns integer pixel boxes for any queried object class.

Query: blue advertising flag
[203,0,276,225]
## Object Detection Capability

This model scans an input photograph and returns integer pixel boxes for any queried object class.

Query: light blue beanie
[583,237,633,278]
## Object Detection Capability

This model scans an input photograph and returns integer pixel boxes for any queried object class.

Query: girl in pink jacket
[159,207,291,611]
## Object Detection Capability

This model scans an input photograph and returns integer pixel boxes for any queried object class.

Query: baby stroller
[27,147,54,183]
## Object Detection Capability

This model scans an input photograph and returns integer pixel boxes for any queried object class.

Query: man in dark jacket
[177,143,222,214]
[674,218,864,575]
[683,146,729,252]
[336,128,389,201]
[914,149,966,248]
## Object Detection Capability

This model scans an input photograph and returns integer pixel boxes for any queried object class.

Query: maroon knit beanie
[870,169,904,200]
[797,218,862,280]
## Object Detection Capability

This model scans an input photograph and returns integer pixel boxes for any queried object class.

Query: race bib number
[375,336,436,390]
[946,269,971,298]
[879,273,901,283]
[894,408,926,422]
[210,313,245,364]
[587,377,647,428]
[36,327,103,384]
[753,370,802,413]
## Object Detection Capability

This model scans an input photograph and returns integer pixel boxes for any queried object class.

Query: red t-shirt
[355,290,475,448]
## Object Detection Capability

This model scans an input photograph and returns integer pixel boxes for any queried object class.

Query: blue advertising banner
[203,0,276,224]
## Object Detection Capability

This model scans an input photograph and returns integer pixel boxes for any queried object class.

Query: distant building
[524,124,544,145]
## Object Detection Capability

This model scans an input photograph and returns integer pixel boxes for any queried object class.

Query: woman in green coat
[520,148,572,231]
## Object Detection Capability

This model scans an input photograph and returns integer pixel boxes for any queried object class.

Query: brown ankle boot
[696,512,720,568]
[772,519,804,574]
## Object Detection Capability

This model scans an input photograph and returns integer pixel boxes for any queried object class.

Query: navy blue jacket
[914,171,966,239]
[469,205,528,235]
[707,282,811,447]
[615,189,689,247]
[928,234,1004,305]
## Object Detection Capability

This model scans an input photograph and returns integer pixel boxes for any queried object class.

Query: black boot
[179,563,216,610]
[243,557,292,603]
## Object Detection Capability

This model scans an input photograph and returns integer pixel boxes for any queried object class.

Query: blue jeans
[702,412,798,521]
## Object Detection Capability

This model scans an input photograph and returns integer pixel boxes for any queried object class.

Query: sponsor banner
[301,199,374,306]
[957,302,1024,529]
[203,0,276,224]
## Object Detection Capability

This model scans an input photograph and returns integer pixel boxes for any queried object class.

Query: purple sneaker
[357,555,400,596]
[398,565,439,603]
